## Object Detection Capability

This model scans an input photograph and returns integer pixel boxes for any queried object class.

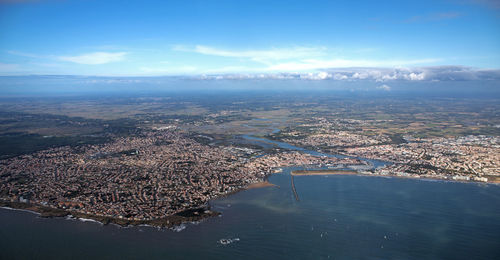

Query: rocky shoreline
[0,200,220,228]
[0,179,282,228]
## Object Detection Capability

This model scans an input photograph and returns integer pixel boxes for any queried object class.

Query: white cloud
[8,50,128,66]
[173,45,326,64]
[405,72,426,80]
[265,58,441,72]
[173,44,442,73]
[193,66,500,82]
[59,52,127,65]
[0,62,20,72]
[376,84,391,91]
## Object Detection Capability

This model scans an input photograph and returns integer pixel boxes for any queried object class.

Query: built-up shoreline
[1,165,496,230]
[0,174,280,229]
[0,199,220,228]
[1,132,497,229]
[291,169,500,185]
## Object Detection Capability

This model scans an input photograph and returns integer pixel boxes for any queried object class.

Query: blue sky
[0,0,499,76]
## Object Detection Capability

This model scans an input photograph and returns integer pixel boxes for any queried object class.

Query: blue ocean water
[1,170,499,260]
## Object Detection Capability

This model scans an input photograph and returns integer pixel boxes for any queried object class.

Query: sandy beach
[246,181,278,189]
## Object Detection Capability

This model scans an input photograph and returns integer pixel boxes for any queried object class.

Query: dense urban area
[0,94,499,225]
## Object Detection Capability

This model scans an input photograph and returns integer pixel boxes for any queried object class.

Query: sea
[1,169,499,260]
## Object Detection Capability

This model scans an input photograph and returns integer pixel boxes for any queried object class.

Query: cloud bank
[59,52,127,65]
[195,66,500,81]
[172,45,441,71]
[377,84,391,91]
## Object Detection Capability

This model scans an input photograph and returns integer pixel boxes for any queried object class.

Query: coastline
[0,200,219,229]
[291,169,500,185]
[0,179,276,229]
[1,167,497,230]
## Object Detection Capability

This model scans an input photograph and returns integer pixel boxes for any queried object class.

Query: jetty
[291,175,300,201]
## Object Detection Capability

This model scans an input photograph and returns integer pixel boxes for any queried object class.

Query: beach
[245,181,278,189]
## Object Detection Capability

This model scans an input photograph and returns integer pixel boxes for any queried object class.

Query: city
[1,0,499,258]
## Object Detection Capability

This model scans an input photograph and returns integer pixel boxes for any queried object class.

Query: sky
[0,0,499,76]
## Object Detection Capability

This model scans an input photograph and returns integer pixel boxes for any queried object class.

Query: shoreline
[0,200,219,229]
[245,181,278,189]
[291,169,500,185]
[1,170,497,229]
[0,179,275,229]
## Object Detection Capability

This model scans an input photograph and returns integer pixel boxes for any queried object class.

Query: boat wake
[218,238,240,245]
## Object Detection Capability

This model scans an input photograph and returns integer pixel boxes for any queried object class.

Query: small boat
[218,238,240,245]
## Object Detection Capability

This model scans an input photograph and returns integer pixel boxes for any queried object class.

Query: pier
[291,175,300,201]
